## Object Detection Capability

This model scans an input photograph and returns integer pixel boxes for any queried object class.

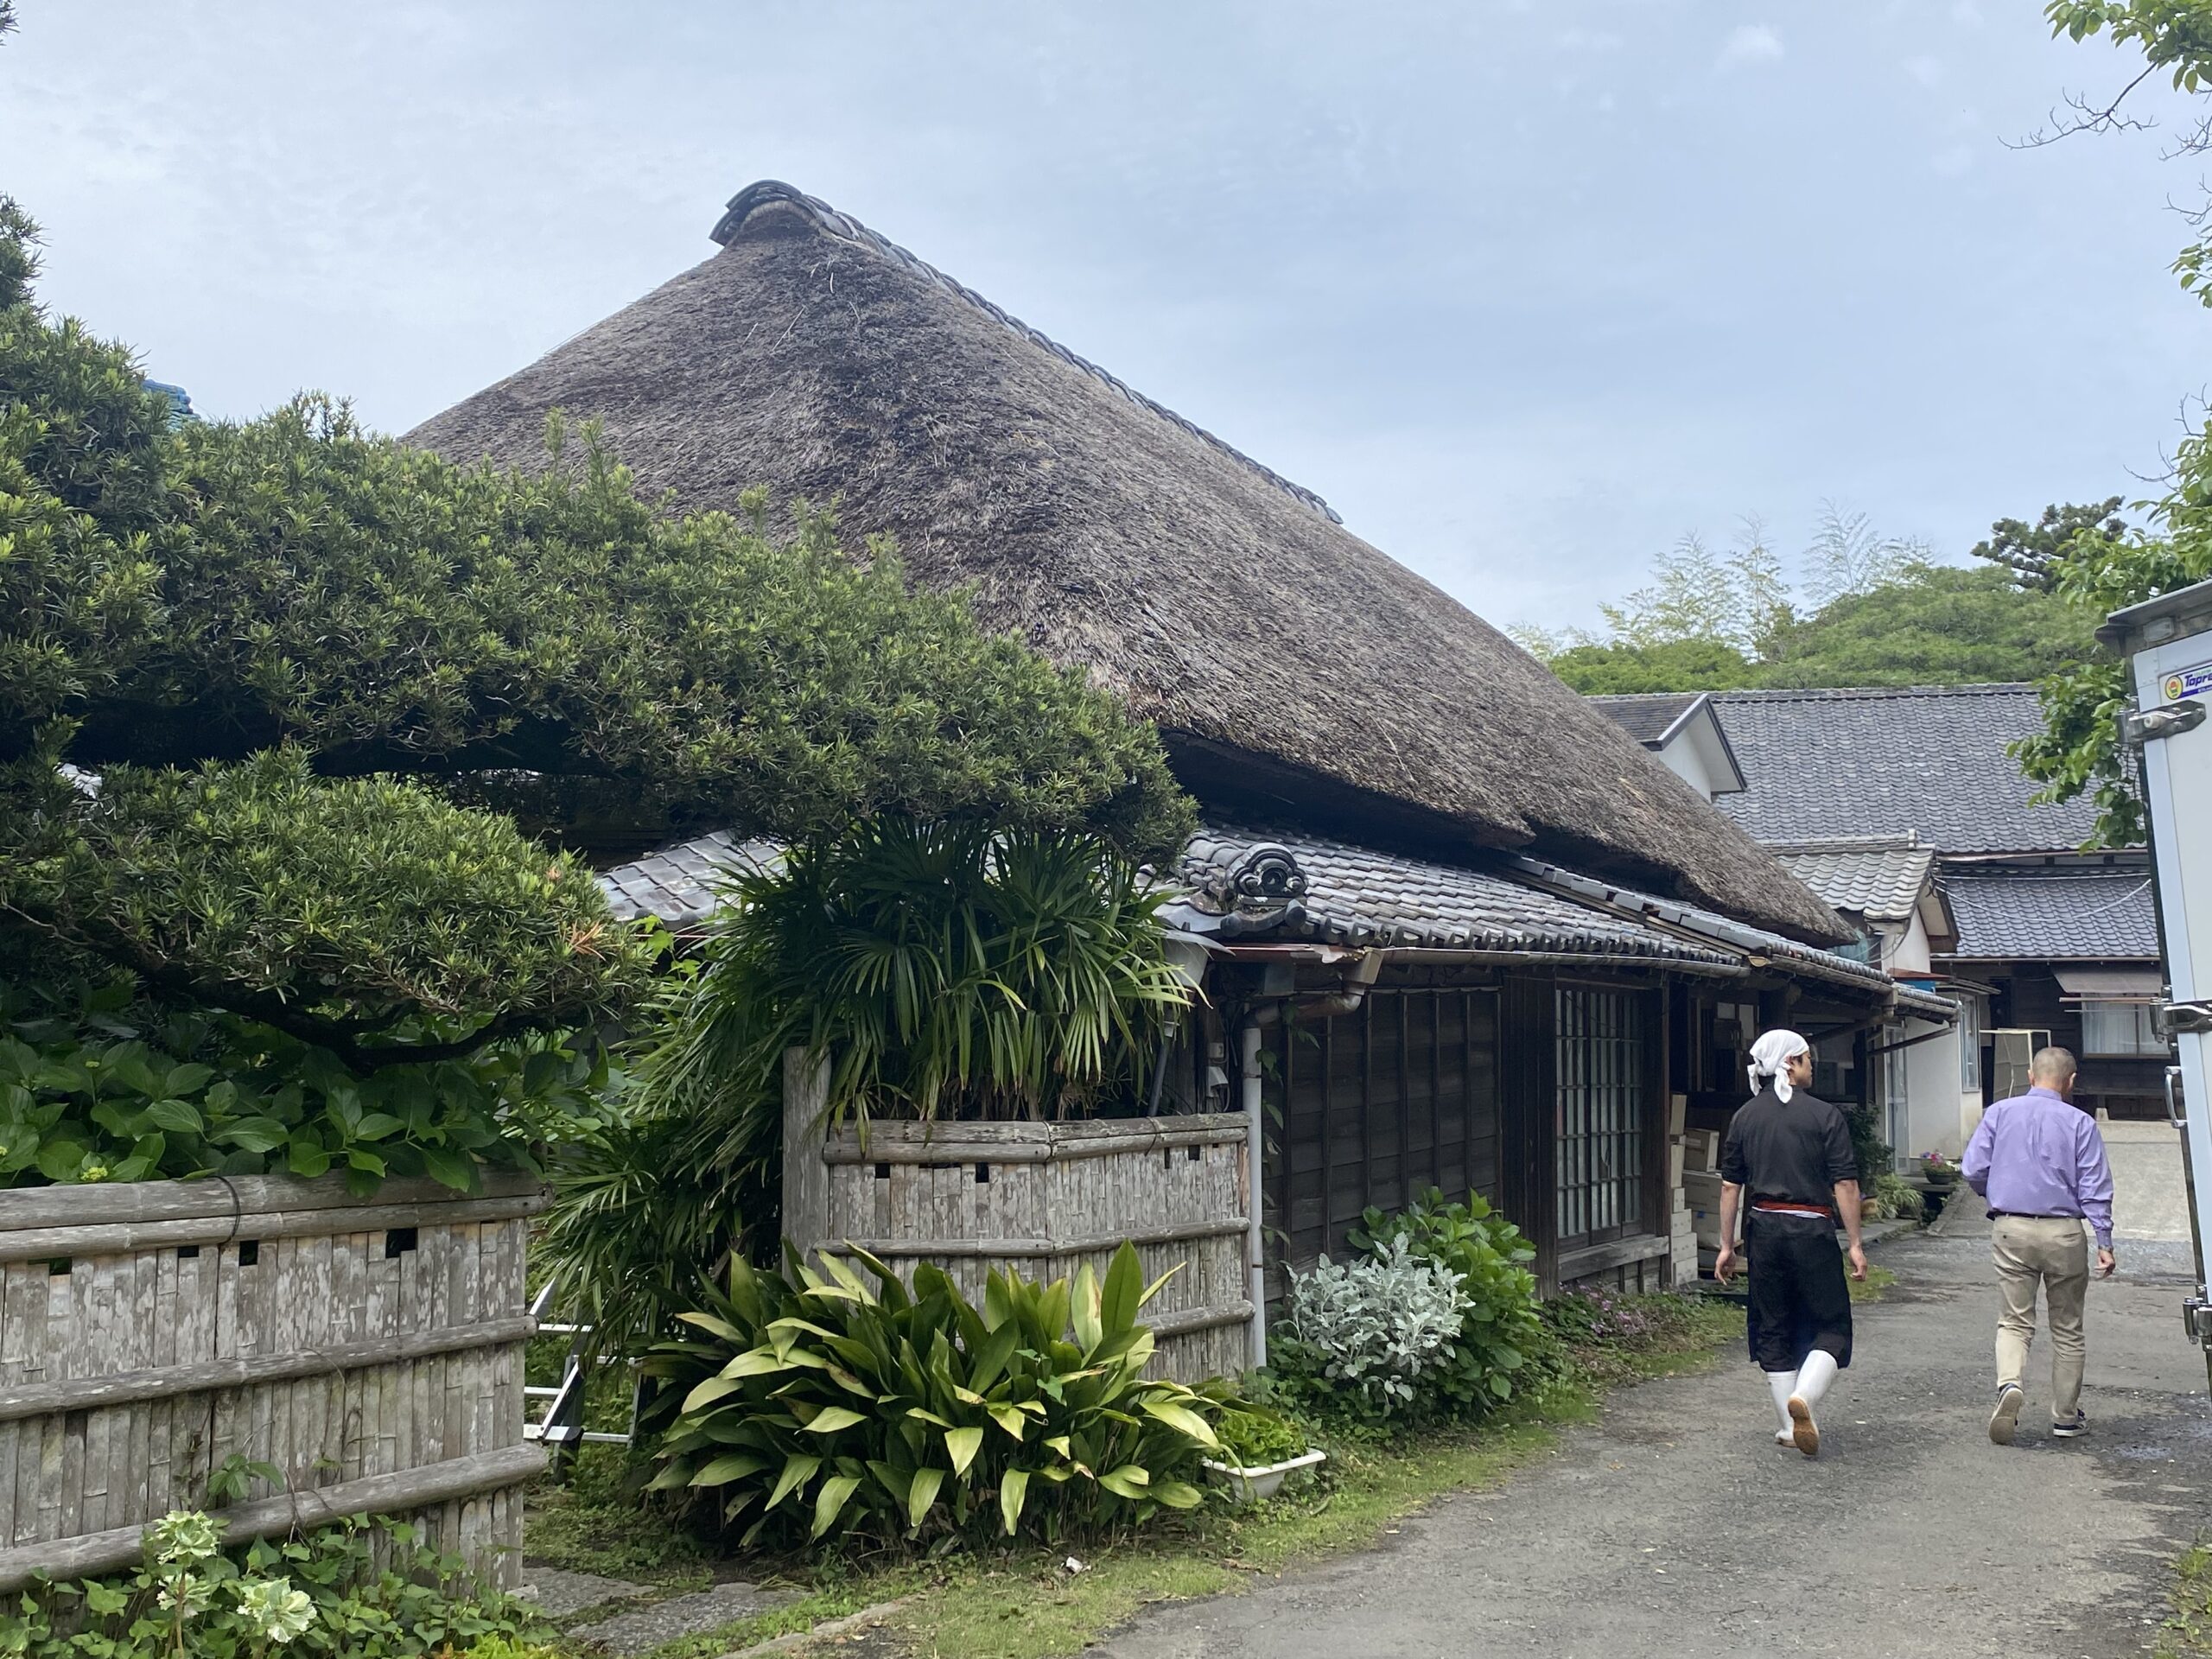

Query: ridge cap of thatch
[709,180,1343,526]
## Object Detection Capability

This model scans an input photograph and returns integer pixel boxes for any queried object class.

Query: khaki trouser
[1993,1216,2090,1421]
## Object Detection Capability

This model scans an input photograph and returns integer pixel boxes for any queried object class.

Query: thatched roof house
[410,181,1841,947]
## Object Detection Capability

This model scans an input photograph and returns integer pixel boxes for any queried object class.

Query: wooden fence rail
[783,1054,1255,1382]
[0,1171,546,1591]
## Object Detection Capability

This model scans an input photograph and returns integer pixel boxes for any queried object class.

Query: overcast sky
[4,1,2203,631]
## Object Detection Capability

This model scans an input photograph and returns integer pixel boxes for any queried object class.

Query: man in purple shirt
[1961,1046,2117,1446]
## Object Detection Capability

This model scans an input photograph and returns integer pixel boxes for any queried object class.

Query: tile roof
[1940,867,2160,961]
[1769,839,1936,923]
[1589,692,1707,746]
[1176,828,1951,1016]
[595,830,779,925]
[1707,685,2104,854]
[1501,855,1952,1017]
[1172,827,1741,965]
[599,822,1953,1019]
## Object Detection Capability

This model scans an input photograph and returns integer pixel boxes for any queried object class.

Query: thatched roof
[409,181,1847,945]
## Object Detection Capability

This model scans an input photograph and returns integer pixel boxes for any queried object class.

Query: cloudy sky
[4,1,2203,630]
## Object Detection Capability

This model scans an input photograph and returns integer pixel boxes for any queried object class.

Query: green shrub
[1269,1238,1469,1422]
[640,1241,1225,1550]
[0,974,612,1192]
[1870,1169,1923,1223]
[0,1510,540,1659]
[1211,1407,1308,1468]
[1351,1188,1545,1414]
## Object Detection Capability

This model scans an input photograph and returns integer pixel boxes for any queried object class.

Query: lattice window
[1555,988,1646,1241]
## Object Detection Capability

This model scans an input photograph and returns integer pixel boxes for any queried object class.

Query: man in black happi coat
[1714,1028,1867,1457]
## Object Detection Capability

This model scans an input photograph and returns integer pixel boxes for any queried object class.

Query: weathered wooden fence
[0,1170,546,1591]
[783,1060,1254,1382]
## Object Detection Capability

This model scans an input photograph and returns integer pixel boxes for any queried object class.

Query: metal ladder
[523,1282,642,1470]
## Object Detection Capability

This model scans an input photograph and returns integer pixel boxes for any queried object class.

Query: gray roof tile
[598,822,1953,1020]
[1588,692,1708,746]
[1770,840,1936,922]
[595,831,779,925]
[1941,867,2160,960]
[1708,685,2102,853]
[1174,826,1741,963]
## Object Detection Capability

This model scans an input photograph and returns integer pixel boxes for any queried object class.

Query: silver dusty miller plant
[1282,1236,1468,1414]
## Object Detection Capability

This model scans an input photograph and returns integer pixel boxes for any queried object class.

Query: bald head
[2031,1046,2078,1089]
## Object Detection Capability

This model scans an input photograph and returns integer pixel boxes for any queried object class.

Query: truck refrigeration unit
[2100,576,2212,1386]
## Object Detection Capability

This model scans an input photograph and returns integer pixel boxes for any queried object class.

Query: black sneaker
[1989,1384,2024,1446]
[2051,1410,2089,1439]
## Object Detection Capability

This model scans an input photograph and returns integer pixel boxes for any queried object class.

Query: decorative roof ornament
[1221,843,1307,912]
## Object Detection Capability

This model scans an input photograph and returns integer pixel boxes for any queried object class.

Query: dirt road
[1088,1218,2212,1658]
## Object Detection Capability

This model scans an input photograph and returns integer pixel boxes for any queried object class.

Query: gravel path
[1087,1219,2212,1658]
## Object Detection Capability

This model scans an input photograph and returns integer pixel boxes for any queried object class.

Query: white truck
[2098,576,2212,1381]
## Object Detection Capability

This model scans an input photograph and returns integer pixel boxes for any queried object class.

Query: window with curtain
[1555,987,1647,1241]
[1959,995,1980,1090]
[2082,1001,2165,1058]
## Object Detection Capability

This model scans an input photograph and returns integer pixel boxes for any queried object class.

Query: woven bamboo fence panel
[785,1060,1253,1384]
[0,1171,547,1592]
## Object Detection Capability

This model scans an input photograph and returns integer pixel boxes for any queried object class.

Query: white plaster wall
[1886,911,1933,976]
[1904,1022,1967,1160]
[1653,739,1724,802]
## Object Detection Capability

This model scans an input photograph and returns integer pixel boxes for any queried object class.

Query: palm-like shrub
[641,1242,1222,1548]
[653,817,1190,1133]
[539,818,1192,1361]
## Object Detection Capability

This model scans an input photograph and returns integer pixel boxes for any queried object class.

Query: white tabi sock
[1768,1370,1796,1436]
[1793,1350,1840,1408]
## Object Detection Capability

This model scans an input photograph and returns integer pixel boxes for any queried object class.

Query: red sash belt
[1751,1199,1832,1219]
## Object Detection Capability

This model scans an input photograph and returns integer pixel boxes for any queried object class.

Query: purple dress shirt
[1961,1086,2115,1248]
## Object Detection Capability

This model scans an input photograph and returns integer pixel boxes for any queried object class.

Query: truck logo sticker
[2163,661,2212,702]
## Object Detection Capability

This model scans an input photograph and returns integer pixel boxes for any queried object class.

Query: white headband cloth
[1748,1028,1810,1103]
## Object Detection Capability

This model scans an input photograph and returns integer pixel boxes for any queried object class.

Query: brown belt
[1751,1199,1832,1219]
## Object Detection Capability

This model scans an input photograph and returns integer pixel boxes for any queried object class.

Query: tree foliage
[1972,497,2130,591]
[2010,10,2212,845]
[2044,3,2212,303]
[1529,551,2101,696]
[0,201,1191,1185]
[1758,563,2102,688]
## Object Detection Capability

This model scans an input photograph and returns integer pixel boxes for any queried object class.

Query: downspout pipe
[1239,1015,1268,1372]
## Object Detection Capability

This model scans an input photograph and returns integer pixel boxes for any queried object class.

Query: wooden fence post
[782,1047,831,1267]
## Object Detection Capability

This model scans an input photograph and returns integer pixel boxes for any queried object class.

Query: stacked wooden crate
[1681,1128,1726,1274]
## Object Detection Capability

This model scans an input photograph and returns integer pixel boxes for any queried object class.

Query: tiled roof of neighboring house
[1589,692,1707,746]
[1941,868,2161,961]
[595,830,779,925]
[1708,684,2104,854]
[1768,837,1936,923]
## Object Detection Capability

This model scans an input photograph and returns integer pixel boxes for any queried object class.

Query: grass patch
[2157,1538,2212,1658]
[522,1294,1746,1659]
[1850,1263,1897,1305]
[526,1445,710,1586]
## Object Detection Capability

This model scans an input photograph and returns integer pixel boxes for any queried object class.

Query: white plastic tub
[1200,1448,1327,1505]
